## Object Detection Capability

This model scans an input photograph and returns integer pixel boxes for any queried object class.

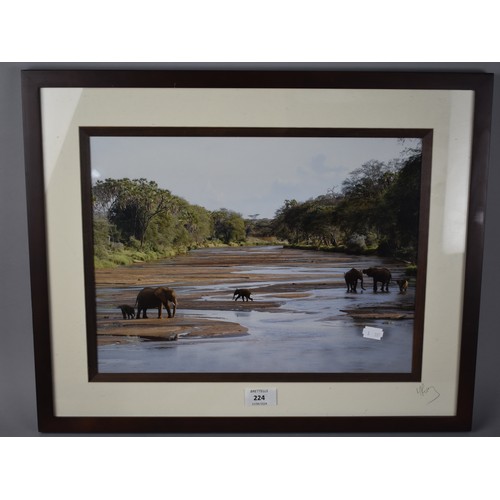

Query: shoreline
[97,316,249,345]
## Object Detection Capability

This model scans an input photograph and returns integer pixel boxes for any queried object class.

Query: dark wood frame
[22,70,493,433]
[80,126,431,384]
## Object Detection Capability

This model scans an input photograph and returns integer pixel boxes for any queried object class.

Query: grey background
[1,62,499,436]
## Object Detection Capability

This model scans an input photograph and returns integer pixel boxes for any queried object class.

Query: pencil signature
[416,383,440,404]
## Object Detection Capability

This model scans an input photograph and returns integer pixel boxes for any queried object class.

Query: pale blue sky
[90,136,420,219]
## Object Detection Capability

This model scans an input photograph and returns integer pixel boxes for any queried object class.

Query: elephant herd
[344,266,408,295]
[117,286,254,320]
[118,286,177,320]
[117,269,408,320]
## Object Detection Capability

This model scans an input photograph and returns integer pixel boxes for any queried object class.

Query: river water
[98,246,415,374]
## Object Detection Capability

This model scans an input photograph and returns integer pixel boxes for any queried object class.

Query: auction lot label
[244,388,278,407]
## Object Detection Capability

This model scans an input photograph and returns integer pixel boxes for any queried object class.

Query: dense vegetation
[92,147,421,267]
[92,178,254,267]
[274,148,422,261]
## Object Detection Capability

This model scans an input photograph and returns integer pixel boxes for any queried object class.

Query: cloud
[309,153,336,175]
[297,153,344,181]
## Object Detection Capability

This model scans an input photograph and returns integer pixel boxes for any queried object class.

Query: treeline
[93,147,422,267]
[273,148,422,261]
[92,178,253,267]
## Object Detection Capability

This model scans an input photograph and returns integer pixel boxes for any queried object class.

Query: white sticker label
[363,326,384,340]
[245,388,277,406]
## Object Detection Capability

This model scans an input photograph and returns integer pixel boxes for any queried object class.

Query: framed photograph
[22,70,493,433]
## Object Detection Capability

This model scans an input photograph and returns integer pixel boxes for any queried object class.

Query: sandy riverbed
[95,246,413,345]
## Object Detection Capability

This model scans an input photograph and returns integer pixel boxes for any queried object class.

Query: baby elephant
[233,289,253,302]
[396,279,409,294]
[118,304,135,319]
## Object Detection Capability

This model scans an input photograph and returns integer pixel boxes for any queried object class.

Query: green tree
[273,193,342,246]
[336,160,397,240]
[92,215,113,258]
[211,208,246,244]
[93,178,174,247]
[183,204,214,245]
[271,147,422,259]
[335,151,422,259]
[273,199,303,244]
[377,151,422,259]
[246,217,275,239]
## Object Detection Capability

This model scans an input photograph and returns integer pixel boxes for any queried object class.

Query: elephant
[362,267,392,292]
[135,286,177,319]
[118,304,135,319]
[233,288,253,302]
[344,268,365,293]
[396,279,409,294]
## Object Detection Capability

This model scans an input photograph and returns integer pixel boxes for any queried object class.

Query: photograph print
[83,128,429,381]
